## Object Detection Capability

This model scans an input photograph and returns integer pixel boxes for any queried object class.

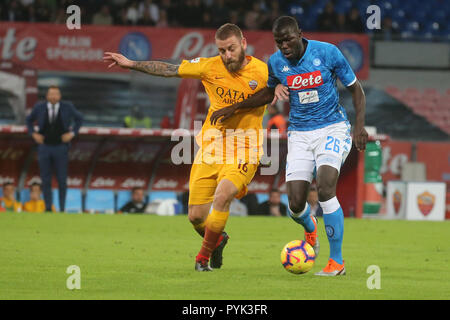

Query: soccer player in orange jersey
[104,24,268,271]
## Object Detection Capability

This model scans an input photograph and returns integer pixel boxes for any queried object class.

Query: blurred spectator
[23,183,48,213]
[187,0,205,28]
[26,4,37,22]
[126,1,140,25]
[256,189,287,216]
[244,2,263,30]
[228,10,241,26]
[156,9,169,27]
[240,193,259,215]
[124,106,152,128]
[120,187,148,213]
[35,0,51,22]
[0,182,22,212]
[160,0,178,26]
[211,0,230,28]
[346,7,365,33]
[336,13,347,33]
[21,0,35,7]
[160,111,174,129]
[115,7,129,25]
[307,184,323,217]
[317,1,337,32]
[112,0,128,6]
[92,5,113,25]
[53,7,66,24]
[202,9,214,29]
[4,0,26,21]
[267,104,287,135]
[139,0,159,25]
[374,16,400,40]
[267,0,282,29]
[139,8,155,26]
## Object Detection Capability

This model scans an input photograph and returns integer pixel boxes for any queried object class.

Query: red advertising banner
[151,146,191,192]
[380,140,412,182]
[416,142,450,184]
[0,22,369,79]
[0,136,31,186]
[24,140,98,188]
[89,140,164,190]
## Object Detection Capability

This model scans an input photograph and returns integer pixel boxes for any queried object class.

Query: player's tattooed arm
[210,87,275,125]
[103,52,180,77]
[131,61,180,77]
[347,80,368,152]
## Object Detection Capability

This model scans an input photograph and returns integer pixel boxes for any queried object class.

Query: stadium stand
[384,86,450,135]
[0,0,447,39]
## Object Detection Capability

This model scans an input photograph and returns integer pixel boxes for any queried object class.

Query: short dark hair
[270,188,281,194]
[47,85,60,91]
[272,16,300,33]
[30,183,41,190]
[132,187,144,193]
[2,182,13,188]
[215,23,243,40]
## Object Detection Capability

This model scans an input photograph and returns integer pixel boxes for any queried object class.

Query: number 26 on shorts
[325,136,340,153]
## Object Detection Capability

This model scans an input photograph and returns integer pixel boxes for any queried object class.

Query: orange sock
[197,208,229,261]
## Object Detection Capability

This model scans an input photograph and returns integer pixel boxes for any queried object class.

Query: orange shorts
[188,151,258,206]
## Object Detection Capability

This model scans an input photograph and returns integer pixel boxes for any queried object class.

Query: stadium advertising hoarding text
[0,22,369,79]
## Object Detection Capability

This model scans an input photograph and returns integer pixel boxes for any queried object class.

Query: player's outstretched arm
[210,86,275,125]
[347,80,368,152]
[103,52,179,77]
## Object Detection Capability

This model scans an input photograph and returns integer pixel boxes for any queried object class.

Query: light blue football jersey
[267,38,356,131]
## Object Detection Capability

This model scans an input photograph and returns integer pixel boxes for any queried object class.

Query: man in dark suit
[26,86,83,212]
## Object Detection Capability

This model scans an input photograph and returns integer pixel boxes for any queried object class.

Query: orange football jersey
[178,55,268,163]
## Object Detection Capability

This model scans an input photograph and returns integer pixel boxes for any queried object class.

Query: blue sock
[323,207,344,265]
[288,203,315,233]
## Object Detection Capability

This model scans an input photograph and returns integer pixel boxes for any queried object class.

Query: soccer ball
[280,240,316,274]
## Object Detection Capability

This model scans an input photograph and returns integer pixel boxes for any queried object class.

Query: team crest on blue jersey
[248,80,258,90]
[313,58,321,66]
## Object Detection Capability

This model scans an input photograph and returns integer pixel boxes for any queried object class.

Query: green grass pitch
[0,212,449,300]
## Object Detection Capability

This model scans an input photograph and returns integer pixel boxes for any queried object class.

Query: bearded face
[222,45,245,72]
[216,35,247,73]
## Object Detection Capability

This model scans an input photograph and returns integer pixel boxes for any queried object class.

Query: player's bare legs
[286,180,319,255]
[212,179,238,212]
[188,203,212,237]
[195,179,237,271]
[287,180,310,214]
[314,165,346,276]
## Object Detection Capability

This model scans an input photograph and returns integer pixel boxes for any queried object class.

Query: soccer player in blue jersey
[210,16,368,276]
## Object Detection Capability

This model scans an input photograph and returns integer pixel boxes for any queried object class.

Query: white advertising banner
[405,182,446,221]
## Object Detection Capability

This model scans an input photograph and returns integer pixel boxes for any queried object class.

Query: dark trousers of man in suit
[38,144,69,211]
